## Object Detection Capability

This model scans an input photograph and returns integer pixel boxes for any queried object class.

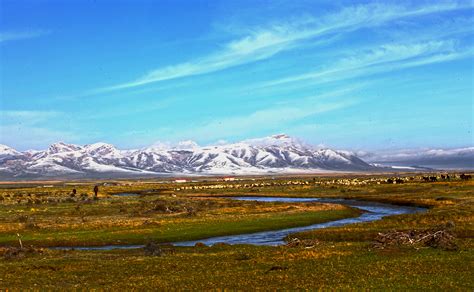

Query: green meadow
[0,174,473,289]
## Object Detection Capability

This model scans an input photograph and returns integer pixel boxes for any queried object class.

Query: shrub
[144,241,163,256]
[24,222,40,230]
[235,253,251,261]
[17,215,29,223]
[1,246,44,260]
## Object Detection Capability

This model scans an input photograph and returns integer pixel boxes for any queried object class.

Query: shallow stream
[53,196,426,250]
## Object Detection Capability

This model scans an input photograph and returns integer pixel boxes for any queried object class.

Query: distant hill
[360,147,474,170]
[2,136,471,179]
[0,135,376,178]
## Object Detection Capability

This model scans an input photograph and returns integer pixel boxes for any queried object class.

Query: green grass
[0,176,473,289]
[0,208,357,247]
[1,241,473,290]
[0,193,358,247]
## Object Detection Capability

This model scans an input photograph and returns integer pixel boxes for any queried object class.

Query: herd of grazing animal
[418,173,474,182]
[460,173,472,180]
[422,176,439,182]
[173,173,472,192]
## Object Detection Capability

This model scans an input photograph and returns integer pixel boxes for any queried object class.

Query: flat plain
[0,173,472,289]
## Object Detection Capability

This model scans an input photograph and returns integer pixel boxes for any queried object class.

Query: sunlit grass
[0,193,356,247]
[0,176,472,289]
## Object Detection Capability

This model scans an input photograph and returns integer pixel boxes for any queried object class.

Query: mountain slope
[0,135,377,178]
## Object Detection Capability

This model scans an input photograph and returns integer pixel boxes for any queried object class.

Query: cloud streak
[0,110,61,125]
[0,30,50,43]
[257,40,473,89]
[95,1,472,93]
[0,110,77,150]
[157,85,363,142]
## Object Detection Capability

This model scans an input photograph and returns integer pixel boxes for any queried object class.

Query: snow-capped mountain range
[2,134,471,179]
[0,135,376,178]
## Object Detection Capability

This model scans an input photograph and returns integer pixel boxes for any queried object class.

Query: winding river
[55,196,425,250]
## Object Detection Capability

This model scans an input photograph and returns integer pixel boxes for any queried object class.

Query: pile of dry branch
[286,238,320,248]
[372,225,458,251]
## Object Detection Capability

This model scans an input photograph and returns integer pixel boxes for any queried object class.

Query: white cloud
[0,125,77,150]
[165,90,359,141]
[110,84,364,146]
[0,110,62,125]
[95,30,291,92]
[95,1,471,93]
[258,40,473,88]
[0,30,50,43]
[0,110,85,150]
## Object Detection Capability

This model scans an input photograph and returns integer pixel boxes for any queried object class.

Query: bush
[144,241,163,256]
[235,253,251,261]
[1,246,44,260]
[24,222,40,230]
[17,215,29,223]
[64,197,76,203]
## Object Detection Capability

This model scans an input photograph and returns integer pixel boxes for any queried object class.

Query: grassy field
[0,192,356,247]
[0,174,473,289]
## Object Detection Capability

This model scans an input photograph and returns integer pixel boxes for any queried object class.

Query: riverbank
[0,195,358,247]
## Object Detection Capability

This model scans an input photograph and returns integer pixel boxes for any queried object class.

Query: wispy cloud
[0,110,61,124]
[111,83,365,147]
[0,110,77,150]
[156,85,362,142]
[189,101,355,139]
[0,30,50,43]
[258,40,473,88]
[94,1,471,93]
[0,125,77,150]
[94,30,293,92]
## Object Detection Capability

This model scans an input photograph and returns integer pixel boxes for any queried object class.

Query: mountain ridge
[2,135,471,179]
[0,135,376,178]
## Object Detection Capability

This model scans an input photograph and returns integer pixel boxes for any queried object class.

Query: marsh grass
[0,241,472,289]
[0,176,472,289]
[0,191,356,247]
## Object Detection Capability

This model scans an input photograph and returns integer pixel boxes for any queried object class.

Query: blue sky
[0,0,473,151]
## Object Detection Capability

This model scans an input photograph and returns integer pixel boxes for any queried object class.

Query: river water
[174,197,425,246]
[53,196,425,250]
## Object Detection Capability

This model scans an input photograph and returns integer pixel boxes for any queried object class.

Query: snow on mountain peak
[242,134,306,148]
[0,135,381,178]
[0,144,20,155]
[145,142,172,152]
[175,140,199,150]
[85,142,115,149]
[47,142,82,154]
[272,134,291,139]
[84,142,118,156]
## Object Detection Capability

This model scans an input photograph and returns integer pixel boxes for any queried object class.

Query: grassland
[0,191,356,247]
[0,174,473,289]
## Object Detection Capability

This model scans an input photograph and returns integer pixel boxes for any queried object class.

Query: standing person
[93,185,99,197]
